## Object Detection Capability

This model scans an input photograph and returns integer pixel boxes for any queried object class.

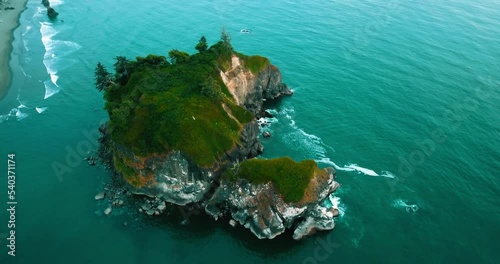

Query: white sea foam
[17,103,27,109]
[393,199,419,213]
[21,67,32,78]
[36,107,48,114]
[329,195,345,217]
[316,157,394,178]
[268,106,394,179]
[49,0,65,7]
[345,164,379,176]
[380,170,396,178]
[257,116,278,127]
[15,109,28,121]
[279,107,330,157]
[36,6,44,15]
[266,109,279,115]
[43,79,61,99]
[23,38,29,51]
[39,20,81,99]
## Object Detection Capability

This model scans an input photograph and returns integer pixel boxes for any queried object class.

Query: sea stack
[41,0,59,19]
[93,34,340,240]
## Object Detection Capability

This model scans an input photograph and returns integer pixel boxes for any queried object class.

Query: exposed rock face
[220,56,293,116]
[205,168,339,240]
[47,7,58,19]
[41,1,58,19]
[116,121,263,206]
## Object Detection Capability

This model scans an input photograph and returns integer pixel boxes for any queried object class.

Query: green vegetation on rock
[95,35,254,166]
[95,32,313,201]
[225,157,317,202]
[237,53,270,74]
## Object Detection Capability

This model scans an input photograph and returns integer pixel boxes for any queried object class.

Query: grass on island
[224,157,317,203]
[99,39,257,167]
[237,53,271,74]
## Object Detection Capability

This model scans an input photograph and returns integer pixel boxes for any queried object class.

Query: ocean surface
[0,0,499,263]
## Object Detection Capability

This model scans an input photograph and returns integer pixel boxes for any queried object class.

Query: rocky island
[94,32,340,240]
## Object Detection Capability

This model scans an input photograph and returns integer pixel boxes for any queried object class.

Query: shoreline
[0,0,29,100]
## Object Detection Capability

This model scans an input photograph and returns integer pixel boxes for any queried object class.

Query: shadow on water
[263,96,287,112]
[106,194,305,260]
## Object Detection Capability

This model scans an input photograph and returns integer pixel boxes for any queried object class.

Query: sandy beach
[0,0,28,100]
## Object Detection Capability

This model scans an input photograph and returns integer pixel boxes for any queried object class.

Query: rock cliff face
[205,168,340,240]
[115,121,263,205]
[220,56,293,116]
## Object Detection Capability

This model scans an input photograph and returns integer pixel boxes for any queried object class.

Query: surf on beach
[0,0,28,100]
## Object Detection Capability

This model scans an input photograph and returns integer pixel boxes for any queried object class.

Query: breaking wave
[316,157,396,178]
[36,107,48,114]
[1,107,29,123]
[393,199,419,213]
[263,106,394,179]
[39,18,81,99]
[329,195,346,218]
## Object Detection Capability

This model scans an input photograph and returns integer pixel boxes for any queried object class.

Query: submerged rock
[104,207,112,216]
[94,192,105,200]
[157,202,166,211]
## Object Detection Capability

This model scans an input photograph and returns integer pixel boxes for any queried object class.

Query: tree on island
[168,49,190,64]
[221,27,231,44]
[114,56,131,85]
[94,63,110,91]
[220,27,233,53]
[136,54,168,67]
[195,36,208,53]
[200,76,222,100]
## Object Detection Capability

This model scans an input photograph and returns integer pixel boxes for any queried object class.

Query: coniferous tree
[94,62,110,91]
[195,36,208,53]
[168,49,190,64]
[220,27,233,54]
[114,56,131,84]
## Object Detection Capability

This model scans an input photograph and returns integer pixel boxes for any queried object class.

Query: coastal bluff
[95,35,340,240]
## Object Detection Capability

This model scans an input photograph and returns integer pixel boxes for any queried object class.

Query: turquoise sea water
[0,0,499,263]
